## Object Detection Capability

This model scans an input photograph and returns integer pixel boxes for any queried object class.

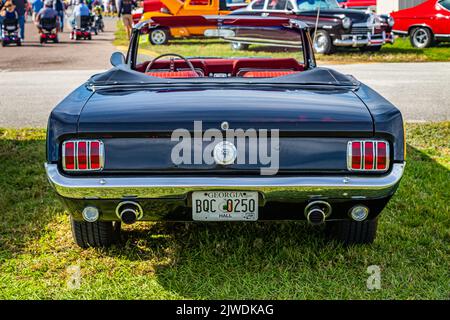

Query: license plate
[192,191,258,221]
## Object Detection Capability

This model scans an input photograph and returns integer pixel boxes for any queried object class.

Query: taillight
[62,140,104,171]
[63,141,75,170]
[347,140,389,172]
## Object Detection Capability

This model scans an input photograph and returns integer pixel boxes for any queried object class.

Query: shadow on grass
[112,143,448,299]
[0,129,448,298]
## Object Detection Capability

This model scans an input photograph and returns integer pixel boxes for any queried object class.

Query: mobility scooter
[70,15,92,40]
[1,17,21,47]
[39,17,59,44]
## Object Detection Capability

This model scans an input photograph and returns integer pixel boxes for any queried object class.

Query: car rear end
[46,86,404,230]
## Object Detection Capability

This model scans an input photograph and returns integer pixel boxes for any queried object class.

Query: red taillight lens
[63,141,75,170]
[62,140,103,171]
[348,140,389,172]
[364,141,374,170]
[90,141,101,170]
[351,141,362,170]
[376,141,388,170]
[77,141,88,170]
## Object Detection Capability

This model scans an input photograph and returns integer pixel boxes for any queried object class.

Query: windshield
[296,0,340,10]
[129,17,309,79]
[439,0,450,11]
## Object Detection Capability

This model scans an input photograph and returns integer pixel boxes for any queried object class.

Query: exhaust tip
[306,208,326,225]
[120,208,138,224]
[304,201,332,226]
[116,201,143,225]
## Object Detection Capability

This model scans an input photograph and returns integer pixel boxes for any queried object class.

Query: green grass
[0,123,449,299]
[114,21,450,63]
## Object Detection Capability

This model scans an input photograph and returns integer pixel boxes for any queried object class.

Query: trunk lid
[74,87,374,175]
[78,87,373,134]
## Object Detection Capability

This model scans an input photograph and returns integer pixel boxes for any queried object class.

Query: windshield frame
[127,16,316,73]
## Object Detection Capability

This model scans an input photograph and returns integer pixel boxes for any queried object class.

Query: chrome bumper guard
[45,163,405,202]
[334,31,394,47]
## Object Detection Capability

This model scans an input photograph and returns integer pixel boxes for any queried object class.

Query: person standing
[30,0,42,22]
[12,0,27,39]
[118,0,134,40]
[52,0,64,31]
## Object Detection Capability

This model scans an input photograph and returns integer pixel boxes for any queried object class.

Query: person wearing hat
[35,0,59,33]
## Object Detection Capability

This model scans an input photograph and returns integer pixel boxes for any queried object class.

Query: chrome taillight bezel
[62,140,104,172]
[347,140,390,172]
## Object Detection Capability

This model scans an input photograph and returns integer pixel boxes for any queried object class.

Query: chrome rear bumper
[45,163,405,202]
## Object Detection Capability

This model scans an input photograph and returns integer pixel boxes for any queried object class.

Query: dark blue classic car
[45,16,405,248]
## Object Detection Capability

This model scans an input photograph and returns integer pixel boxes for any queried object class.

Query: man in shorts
[118,0,134,40]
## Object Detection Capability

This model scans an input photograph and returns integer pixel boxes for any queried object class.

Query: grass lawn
[114,22,450,64]
[0,122,449,299]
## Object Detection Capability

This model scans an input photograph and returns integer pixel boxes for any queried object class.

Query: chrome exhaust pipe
[304,201,332,226]
[116,201,143,225]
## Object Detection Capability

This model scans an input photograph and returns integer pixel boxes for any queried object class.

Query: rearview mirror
[110,52,125,67]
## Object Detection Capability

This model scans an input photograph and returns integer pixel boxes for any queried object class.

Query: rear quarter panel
[353,84,405,162]
[46,84,94,163]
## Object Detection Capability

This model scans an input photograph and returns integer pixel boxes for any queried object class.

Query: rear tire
[410,27,434,48]
[325,219,378,245]
[70,216,121,248]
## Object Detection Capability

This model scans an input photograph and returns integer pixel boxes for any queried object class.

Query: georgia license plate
[192,191,258,221]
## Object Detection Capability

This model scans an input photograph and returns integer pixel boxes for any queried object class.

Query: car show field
[0,0,449,302]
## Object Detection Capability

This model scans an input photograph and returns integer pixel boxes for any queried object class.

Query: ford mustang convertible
[45,16,405,248]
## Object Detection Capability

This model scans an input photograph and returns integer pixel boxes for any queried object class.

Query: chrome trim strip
[45,163,405,201]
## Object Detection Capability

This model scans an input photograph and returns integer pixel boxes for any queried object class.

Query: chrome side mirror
[110,52,126,67]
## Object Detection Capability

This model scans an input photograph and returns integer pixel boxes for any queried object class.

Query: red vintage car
[391,0,450,48]
[337,0,376,10]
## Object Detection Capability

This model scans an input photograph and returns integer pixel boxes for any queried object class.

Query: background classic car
[391,0,450,48]
[45,16,405,248]
[135,0,248,44]
[337,0,377,11]
[230,0,394,53]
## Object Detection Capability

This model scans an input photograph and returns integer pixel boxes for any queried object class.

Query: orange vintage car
[139,0,248,44]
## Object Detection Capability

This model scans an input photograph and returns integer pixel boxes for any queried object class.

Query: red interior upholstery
[146,71,199,78]
[232,58,302,76]
[241,70,298,78]
[136,58,305,78]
